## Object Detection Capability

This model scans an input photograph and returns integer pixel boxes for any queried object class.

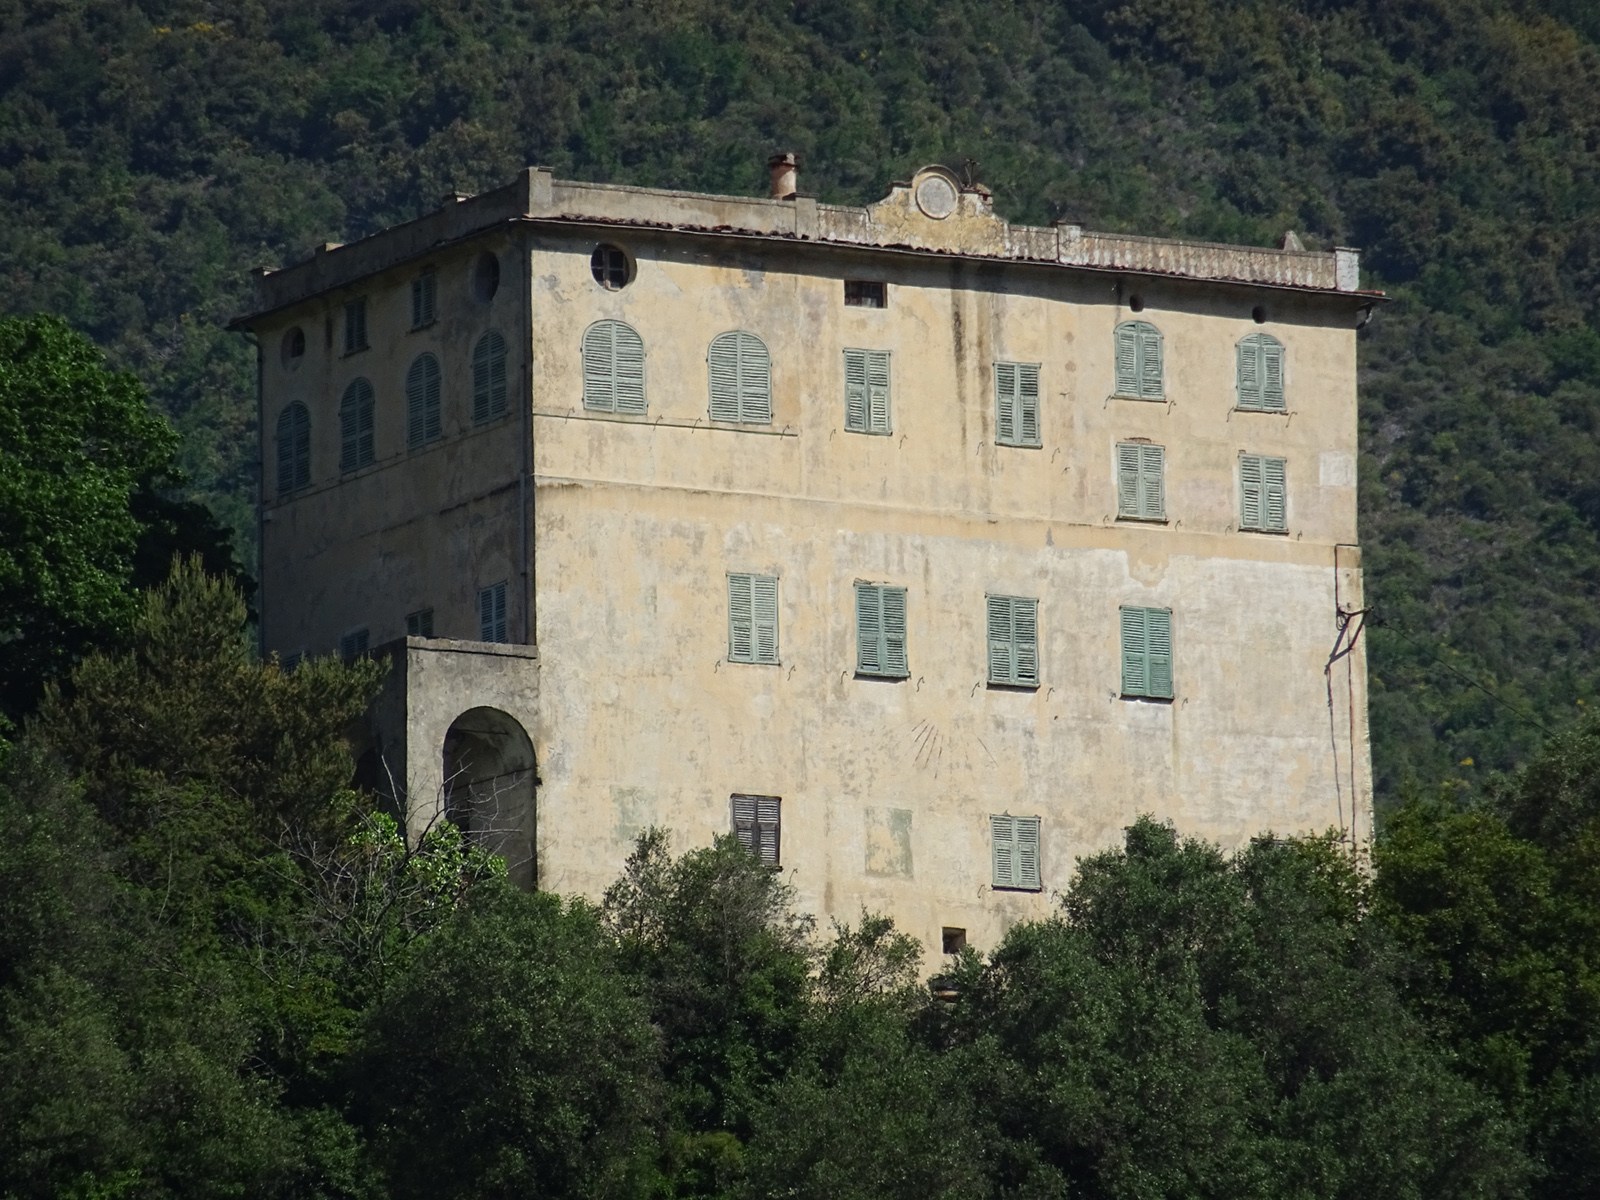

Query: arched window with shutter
[339,378,375,471]
[276,402,311,495]
[707,331,772,424]
[1236,333,1286,411]
[406,353,442,448]
[1113,320,1164,400]
[581,320,646,414]
[473,331,508,424]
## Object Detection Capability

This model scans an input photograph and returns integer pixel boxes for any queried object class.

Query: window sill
[342,346,369,358]
[1120,693,1174,704]
[986,681,1039,692]
[1239,525,1290,535]
[995,439,1043,450]
[410,321,436,333]
[854,671,910,682]
[545,409,798,437]
[727,657,781,667]
[1109,392,1166,403]
[1116,515,1169,525]
[844,427,894,437]
[1234,405,1288,415]
[991,885,1044,894]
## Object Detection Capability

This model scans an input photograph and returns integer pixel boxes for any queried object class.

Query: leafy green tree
[352,886,661,1200]
[945,819,1524,1200]
[602,830,814,1196]
[1377,717,1600,1197]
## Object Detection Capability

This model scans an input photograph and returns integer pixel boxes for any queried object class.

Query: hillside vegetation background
[7,0,1600,795]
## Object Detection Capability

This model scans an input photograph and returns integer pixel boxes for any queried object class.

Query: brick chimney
[768,153,798,199]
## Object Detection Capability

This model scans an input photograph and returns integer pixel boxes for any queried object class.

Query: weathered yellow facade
[238,164,1375,954]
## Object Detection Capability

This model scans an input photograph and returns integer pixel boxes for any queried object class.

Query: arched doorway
[442,707,536,889]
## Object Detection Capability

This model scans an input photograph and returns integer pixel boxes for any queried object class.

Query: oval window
[591,243,632,290]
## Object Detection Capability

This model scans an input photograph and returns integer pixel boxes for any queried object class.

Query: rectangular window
[1116,442,1166,521]
[411,271,436,329]
[406,608,434,638]
[855,582,909,678]
[986,594,1040,687]
[1120,606,1174,699]
[844,280,887,308]
[991,814,1042,891]
[843,348,891,434]
[339,627,369,662]
[727,573,779,664]
[1239,454,1288,532]
[732,794,781,866]
[994,362,1041,447]
[344,298,368,354]
[478,582,508,644]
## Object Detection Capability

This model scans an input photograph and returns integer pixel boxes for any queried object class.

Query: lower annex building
[234,156,1377,955]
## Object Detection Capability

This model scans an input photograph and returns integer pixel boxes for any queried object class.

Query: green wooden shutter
[406,358,425,446]
[728,573,754,662]
[753,574,779,663]
[995,362,1017,445]
[1262,338,1285,410]
[709,333,740,421]
[1114,324,1139,395]
[1016,816,1041,889]
[340,381,360,471]
[855,583,880,673]
[412,273,435,328]
[757,795,781,865]
[1140,444,1165,519]
[584,321,646,414]
[991,814,1016,888]
[474,331,507,423]
[583,322,616,411]
[867,350,891,433]
[1147,608,1173,698]
[1240,454,1264,528]
[1237,337,1261,408]
[882,585,908,675]
[613,323,646,414]
[1263,456,1287,530]
[1018,363,1040,445]
[1138,324,1163,398]
[732,795,757,855]
[1117,443,1142,517]
[1121,605,1147,695]
[844,349,868,431]
[1014,597,1039,686]
[423,354,442,441]
[987,594,1014,683]
[738,333,772,423]
[277,403,310,493]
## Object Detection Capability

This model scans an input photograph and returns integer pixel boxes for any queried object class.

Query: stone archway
[442,707,536,889]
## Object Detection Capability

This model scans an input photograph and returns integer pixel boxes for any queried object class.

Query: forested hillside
[6,0,1600,795]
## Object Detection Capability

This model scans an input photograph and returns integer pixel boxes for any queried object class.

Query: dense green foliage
[6,563,1600,1198]
[0,313,248,723]
[4,0,1600,787]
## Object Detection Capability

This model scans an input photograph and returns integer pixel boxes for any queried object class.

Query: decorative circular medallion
[915,174,958,219]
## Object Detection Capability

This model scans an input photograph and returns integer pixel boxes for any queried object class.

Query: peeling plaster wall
[528,223,1370,957]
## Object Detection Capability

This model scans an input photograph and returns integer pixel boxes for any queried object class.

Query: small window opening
[339,628,369,662]
[412,272,437,329]
[1129,293,1145,312]
[591,244,631,289]
[281,327,306,370]
[474,251,501,302]
[407,608,434,638]
[942,927,967,954]
[844,280,886,308]
[1252,305,1267,324]
[344,298,368,354]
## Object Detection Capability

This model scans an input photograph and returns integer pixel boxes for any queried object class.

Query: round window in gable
[1129,294,1145,313]
[591,243,632,290]
[474,250,500,303]
[1252,305,1267,324]
[280,326,306,371]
